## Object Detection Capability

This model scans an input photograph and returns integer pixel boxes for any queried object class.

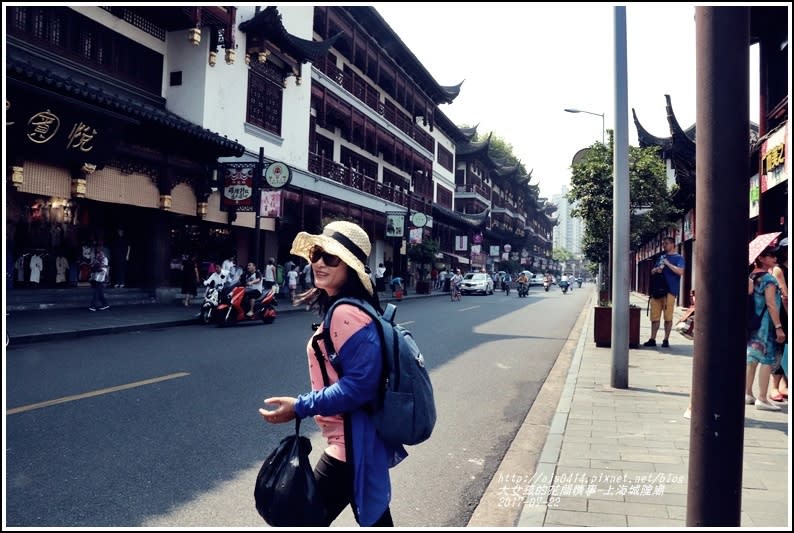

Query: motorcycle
[216,285,278,326]
[517,282,529,298]
[543,279,550,292]
[502,279,510,296]
[198,282,220,324]
[560,281,569,294]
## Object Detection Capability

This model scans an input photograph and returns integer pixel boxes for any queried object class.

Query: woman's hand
[259,396,297,424]
[775,328,786,344]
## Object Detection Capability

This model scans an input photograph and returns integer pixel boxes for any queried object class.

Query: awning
[442,252,470,265]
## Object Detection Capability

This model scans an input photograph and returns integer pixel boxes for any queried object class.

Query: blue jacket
[294,318,407,525]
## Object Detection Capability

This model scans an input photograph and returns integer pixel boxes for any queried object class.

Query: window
[247,61,284,136]
[437,144,453,172]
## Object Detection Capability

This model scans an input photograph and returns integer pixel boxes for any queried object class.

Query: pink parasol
[748,231,781,265]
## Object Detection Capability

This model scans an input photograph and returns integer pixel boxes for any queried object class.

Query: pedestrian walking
[89,243,110,311]
[259,220,404,527]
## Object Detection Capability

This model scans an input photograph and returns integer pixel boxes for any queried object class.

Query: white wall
[203,6,313,169]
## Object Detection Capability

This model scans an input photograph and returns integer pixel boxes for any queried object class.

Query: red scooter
[216,285,278,326]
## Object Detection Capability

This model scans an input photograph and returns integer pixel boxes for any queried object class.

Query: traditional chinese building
[631,5,788,305]
[6,5,561,301]
[454,129,557,273]
[6,6,245,290]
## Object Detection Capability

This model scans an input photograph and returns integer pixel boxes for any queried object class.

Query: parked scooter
[216,285,278,326]
[198,283,221,324]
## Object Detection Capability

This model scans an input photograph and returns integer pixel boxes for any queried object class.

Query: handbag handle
[293,417,301,435]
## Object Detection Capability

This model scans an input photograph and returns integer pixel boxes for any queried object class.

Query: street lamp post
[564,108,606,145]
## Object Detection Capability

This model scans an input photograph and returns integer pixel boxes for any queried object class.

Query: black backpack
[747,272,767,333]
[649,271,669,299]
[316,298,436,447]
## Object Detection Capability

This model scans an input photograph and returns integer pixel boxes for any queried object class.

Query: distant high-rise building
[552,186,584,257]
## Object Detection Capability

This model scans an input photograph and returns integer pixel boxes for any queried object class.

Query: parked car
[461,272,494,295]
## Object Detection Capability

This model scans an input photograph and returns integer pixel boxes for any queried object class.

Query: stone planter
[594,306,641,348]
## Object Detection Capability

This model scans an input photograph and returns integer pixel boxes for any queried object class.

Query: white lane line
[459,305,480,312]
[398,321,415,326]
[6,372,191,415]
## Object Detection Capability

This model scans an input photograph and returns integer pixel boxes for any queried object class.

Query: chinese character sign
[222,165,254,212]
[260,190,282,217]
[7,84,122,167]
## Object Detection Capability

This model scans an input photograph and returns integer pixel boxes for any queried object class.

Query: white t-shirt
[287,270,298,288]
[264,264,276,282]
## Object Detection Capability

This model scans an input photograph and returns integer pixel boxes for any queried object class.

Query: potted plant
[593,301,641,348]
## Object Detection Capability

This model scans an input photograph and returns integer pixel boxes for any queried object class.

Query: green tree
[552,247,574,262]
[567,135,679,266]
[407,238,440,281]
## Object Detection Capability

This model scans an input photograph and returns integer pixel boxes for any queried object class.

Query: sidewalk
[512,292,789,527]
[4,288,447,345]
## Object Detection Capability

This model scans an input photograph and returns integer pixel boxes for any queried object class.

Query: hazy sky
[374,3,765,199]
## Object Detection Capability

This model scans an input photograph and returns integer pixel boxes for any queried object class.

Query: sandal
[768,393,786,402]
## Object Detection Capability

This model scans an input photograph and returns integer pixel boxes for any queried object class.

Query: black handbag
[254,418,325,526]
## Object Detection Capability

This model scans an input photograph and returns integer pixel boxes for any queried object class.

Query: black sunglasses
[310,246,342,267]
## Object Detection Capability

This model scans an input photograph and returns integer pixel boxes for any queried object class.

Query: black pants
[314,452,393,527]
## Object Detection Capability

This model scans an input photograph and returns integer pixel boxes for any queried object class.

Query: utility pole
[611,6,629,389]
[254,146,264,269]
[687,7,748,526]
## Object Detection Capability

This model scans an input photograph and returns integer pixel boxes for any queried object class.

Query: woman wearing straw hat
[259,220,406,527]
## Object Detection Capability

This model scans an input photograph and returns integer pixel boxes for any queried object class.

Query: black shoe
[661,339,670,348]
[642,339,657,347]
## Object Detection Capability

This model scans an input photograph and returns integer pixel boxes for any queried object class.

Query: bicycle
[451,282,462,302]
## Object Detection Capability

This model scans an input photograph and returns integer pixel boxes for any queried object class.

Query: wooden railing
[316,58,435,152]
[308,152,431,214]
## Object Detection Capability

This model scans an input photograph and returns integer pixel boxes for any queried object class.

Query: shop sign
[761,124,788,192]
[264,161,292,189]
[385,212,405,238]
[749,173,760,218]
[219,162,257,212]
[6,84,127,167]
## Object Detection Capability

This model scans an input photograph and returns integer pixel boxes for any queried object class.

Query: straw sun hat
[290,220,373,295]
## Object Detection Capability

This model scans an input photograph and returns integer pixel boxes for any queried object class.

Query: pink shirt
[306,305,373,461]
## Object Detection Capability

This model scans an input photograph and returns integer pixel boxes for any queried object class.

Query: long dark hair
[294,265,382,315]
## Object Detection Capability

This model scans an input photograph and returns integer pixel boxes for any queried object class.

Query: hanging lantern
[245,53,251,66]
[197,201,208,218]
[159,194,172,210]
[71,178,87,198]
[188,27,201,46]
[258,50,270,63]
[208,50,217,67]
[11,165,24,189]
[225,48,236,65]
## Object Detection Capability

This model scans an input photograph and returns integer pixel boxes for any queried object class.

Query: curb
[7,292,448,345]
[8,319,200,345]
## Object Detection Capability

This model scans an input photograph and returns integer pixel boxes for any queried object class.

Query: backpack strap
[320,297,393,410]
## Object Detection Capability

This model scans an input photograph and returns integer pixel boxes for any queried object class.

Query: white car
[461,273,494,295]
[530,274,546,286]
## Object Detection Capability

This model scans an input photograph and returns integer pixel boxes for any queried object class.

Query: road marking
[459,305,480,312]
[6,372,191,415]
[398,321,415,326]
